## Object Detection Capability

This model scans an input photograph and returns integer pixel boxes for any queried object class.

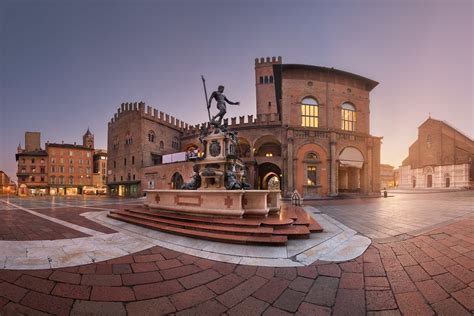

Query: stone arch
[171,172,183,189]
[238,136,251,158]
[338,146,365,193]
[253,135,281,157]
[295,143,328,197]
[258,162,282,190]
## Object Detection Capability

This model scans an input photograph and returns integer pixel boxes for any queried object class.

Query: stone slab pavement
[307,190,474,240]
[0,213,472,315]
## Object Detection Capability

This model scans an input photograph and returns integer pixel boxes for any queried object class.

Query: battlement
[108,102,190,131]
[255,56,282,67]
[182,113,281,137]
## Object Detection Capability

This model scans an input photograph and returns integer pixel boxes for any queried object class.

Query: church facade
[399,118,474,189]
[107,57,382,198]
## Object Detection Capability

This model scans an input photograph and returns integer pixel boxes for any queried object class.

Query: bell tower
[83,128,94,149]
[255,56,281,116]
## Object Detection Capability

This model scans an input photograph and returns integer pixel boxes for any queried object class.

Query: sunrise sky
[1,0,472,181]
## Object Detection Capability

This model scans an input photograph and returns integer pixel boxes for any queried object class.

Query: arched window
[259,76,263,84]
[159,141,164,150]
[125,132,133,145]
[172,137,180,150]
[148,130,155,143]
[264,76,269,84]
[301,97,319,128]
[341,103,356,131]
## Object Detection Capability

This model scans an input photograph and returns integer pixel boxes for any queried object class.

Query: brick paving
[0,214,472,315]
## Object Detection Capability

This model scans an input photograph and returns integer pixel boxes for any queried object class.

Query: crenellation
[160,111,165,120]
[255,56,282,66]
[248,115,254,123]
[239,116,245,124]
[231,117,236,125]
[165,114,170,123]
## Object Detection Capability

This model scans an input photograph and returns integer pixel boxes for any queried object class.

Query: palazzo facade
[399,118,474,189]
[107,57,382,197]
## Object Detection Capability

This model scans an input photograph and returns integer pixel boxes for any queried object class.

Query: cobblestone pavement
[307,191,474,239]
[0,213,472,315]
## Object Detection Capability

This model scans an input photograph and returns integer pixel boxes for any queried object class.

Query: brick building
[399,117,474,189]
[380,164,396,189]
[15,130,104,196]
[107,57,382,197]
[0,171,16,195]
[46,143,94,195]
[16,132,49,196]
[90,149,108,195]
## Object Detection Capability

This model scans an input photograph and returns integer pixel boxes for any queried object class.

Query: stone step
[110,210,274,236]
[127,208,263,227]
[272,225,311,239]
[107,213,288,246]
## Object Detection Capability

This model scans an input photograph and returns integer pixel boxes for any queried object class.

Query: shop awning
[339,147,364,169]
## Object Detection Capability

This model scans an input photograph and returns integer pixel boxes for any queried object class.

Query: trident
[201,75,211,122]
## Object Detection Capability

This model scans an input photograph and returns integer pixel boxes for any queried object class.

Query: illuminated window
[307,166,317,186]
[341,103,356,131]
[265,153,273,157]
[301,97,319,127]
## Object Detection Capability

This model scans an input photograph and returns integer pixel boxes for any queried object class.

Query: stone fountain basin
[144,189,281,217]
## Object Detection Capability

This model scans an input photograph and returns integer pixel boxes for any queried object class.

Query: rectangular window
[69,151,73,156]
[301,105,319,127]
[307,166,317,186]
[341,108,356,131]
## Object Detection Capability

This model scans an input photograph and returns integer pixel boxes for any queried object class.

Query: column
[367,146,373,193]
[287,137,294,194]
[329,132,337,196]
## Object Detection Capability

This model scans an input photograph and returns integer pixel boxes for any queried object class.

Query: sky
[0,0,472,181]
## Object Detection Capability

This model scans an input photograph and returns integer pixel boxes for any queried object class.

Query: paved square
[0,192,473,315]
[307,191,474,239]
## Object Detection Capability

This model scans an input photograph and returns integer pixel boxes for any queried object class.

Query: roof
[15,150,48,160]
[420,117,473,143]
[281,64,379,91]
[46,143,94,150]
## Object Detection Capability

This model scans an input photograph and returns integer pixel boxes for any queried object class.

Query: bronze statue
[181,165,201,190]
[208,85,239,126]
